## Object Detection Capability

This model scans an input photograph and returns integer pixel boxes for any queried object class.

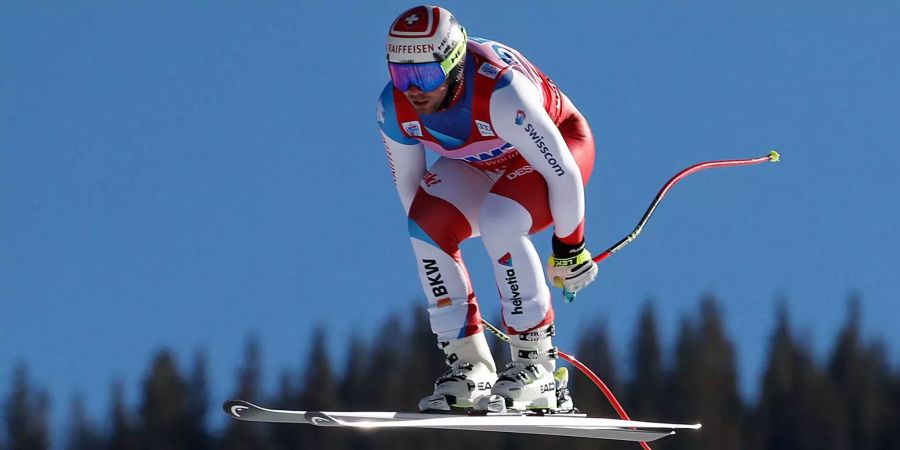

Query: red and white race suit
[376,38,595,340]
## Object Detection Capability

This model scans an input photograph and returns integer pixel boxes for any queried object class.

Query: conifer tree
[828,297,889,450]
[220,335,270,450]
[663,315,697,428]
[753,302,803,449]
[3,364,51,450]
[569,320,620,450]
[269,368,299,450]
[64,393,105,450]
[336,333,373,450]
[108,380,140,450]
[401,304,447,409]
[626,301,664,421]
[338,332,369,410]
[752,302,848,450]
[139,349,191,450]
[364,312,407,413]
[664,296,742,450]
[185,349,212,450]
[399,304,474,450]
[364,313,413,450]
[296,326,343,450]
[570,319,619,417]
[884,372,900,450]
[298,328,340,409]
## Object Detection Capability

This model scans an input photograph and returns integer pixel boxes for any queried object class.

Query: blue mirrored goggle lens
[388,62,446,93]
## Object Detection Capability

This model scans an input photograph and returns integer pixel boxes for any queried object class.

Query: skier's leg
[477,100,595,412]
[479,190,555,333]
[478,188,562,411]
[483,97,595,336]
[408,157,493,340]
[407,157,497,410]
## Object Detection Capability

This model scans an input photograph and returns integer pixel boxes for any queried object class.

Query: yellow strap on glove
[547,250,594,288]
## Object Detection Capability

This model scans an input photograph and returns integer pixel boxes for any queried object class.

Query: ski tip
[223,399,255,419]
[768,150,780,162]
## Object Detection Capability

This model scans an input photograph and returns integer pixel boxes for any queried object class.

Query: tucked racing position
[377,5,599,413]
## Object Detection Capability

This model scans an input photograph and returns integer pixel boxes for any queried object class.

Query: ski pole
[560,150,781,302]
[480,319,654,450]
[482,151,780,449]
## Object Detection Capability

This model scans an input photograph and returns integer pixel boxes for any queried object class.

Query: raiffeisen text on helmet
[387,43,436,55]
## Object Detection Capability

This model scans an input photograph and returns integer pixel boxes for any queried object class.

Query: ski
[223,400,701,442]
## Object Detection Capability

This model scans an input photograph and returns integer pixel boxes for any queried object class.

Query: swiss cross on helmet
[386,5,467,92]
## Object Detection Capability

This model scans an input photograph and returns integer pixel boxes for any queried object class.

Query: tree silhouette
[108,380,140,450]
[3,363,51,450]
[664,296,743,450]
[185,349,212,450]
[139,350,193,450]
[828,296,890,450]
[752,301,847,450]
[7,293,900,450]
[571,318,619,417]
[570,319,623,450]
[268,368,299,450]
[295,326,343,450]
[338,332,370,411]
[220,335,270,450]
[626,300,665,422]
[886,372,900,450]
[336,333,373,450]
[363,312,407,413]
[364,312,424,450]
[64,393,105,450]
[400,304,447,409]
[398,304,485,450]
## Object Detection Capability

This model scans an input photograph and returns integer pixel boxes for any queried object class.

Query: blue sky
[2,0,900,434]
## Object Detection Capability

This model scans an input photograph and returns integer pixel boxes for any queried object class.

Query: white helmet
[386,6,467,94]
[386,5,467,65]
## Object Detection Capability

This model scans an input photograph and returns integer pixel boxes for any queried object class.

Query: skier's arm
[377,87,426,214]
[381,131,426,214]
[490,70,597,298]
[489,70,585,242]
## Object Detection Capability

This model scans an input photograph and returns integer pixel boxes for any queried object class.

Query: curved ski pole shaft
[564,150,780,303]
[480,319,651,449]
[594,150,779,264]
[479,152,780,445]
[559,350,653,450]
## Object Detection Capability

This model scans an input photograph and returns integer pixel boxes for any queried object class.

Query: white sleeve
[489,71,585,238]
[380,130,426,215]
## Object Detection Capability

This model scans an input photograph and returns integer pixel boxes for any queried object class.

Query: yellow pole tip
[768,150,781,163]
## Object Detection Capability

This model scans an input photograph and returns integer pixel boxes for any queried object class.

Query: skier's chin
[411,98,440,115]
[404,85,447,115]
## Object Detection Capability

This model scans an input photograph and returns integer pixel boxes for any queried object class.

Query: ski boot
[418,332,497,412]
[475,324,576,414]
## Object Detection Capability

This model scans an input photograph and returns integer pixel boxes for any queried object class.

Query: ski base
[223,399,701,442]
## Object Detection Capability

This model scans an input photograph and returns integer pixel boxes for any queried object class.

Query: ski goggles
[389,62,448,92]
[388,30,467,92]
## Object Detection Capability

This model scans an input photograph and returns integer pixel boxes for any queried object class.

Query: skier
[377,5,598,413]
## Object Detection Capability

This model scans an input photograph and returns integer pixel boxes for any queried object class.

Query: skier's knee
[408,206,470,251]
[479,194,531,243]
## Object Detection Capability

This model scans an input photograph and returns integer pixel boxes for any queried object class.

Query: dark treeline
[4,295,900,450]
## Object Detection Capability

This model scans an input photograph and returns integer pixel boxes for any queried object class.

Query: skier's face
[402,82,448,115]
